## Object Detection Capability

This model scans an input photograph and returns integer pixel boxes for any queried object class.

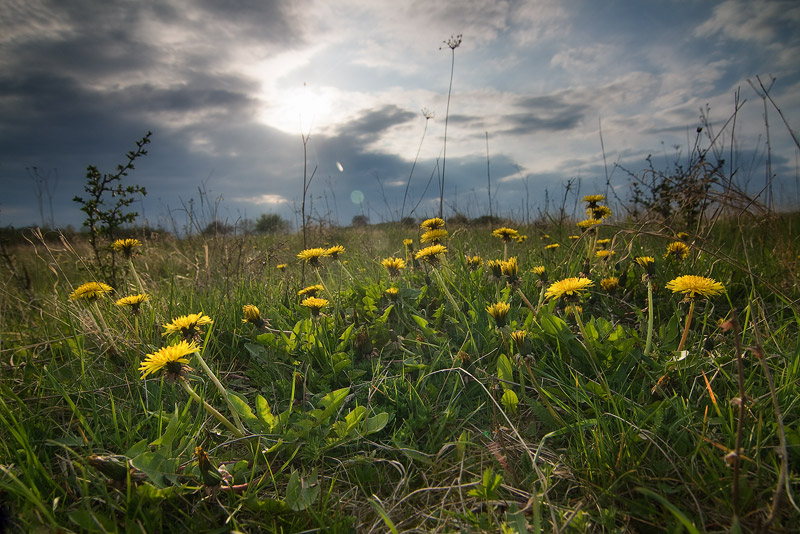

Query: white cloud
[695,0,800,43]
[237,194,289,205]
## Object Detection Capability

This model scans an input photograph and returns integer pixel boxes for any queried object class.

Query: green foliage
[0,212,798,532]
[255,213,290,235]
[72,131,150,282]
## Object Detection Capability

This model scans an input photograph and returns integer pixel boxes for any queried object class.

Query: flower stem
[522,360,564,426]
[644,280,654,356]
[572,306,598,365]
[676,299,696,353]
[535,286,546,315]
[128,258,145,294]
[193,351,247,435]
[180,380,244,438]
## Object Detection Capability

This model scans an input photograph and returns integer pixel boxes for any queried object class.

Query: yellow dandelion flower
[403,238,414,248]
[511,330,530,354]
[324,245,345,259]
[666,275,725,299]
[486,301,511,327]
[415,244,447,264]
[163,313,213,339]
[588,205,612,219]
[69,282,113,301]
[420,217,446,230]
[110,238,143,258]
[298,284,324,297]
[545,277,594,300]
[115,293,150,313]
[532,265,546,278]
[635,256,655,269]
[501,257,519,281]
[465,255,483,270]
[568,235,580,240]
[595,249,613,259]
[544,243,560,251]
[381,257,407,276]
[384,287,399,299]
[486,259,504,278]
[600,276,619,292]
[492,227,520,242]
[596,238,611,247]
[301,296,329,316]
[242,304,265,327]
[676,231,689,241]
[277,263,287,271]
[139,340,199,380]
[516,235,528,243]
[582,194,605,206]
[420,228,448,244]
[577,218,602,230]
[665,241,690,261]
[297,247,327,266]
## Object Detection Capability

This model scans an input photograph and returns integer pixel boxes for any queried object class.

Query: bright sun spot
[257,84,335,134]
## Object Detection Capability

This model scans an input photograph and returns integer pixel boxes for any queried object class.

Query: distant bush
[255,213,290,235]
[351,214,370,227]
[201,220,234,236]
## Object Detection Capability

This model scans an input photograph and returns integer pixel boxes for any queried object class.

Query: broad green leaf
[497,354,514,390]
[131,451,179,488]
[501,389,519,415]
[150,407,180,452]
[314,387,350,424]
[336,323,356,351]
[255,394,276,430]
[332,406,367,439]
[244,342,268,361]
[69,509,116,531]
[333,358,352,373]
[377,304,394,324]
[227,391,258,424]
[285,469,320,512]
[363,412,389,434]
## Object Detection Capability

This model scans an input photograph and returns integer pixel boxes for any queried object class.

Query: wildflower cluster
[297,245,346,266]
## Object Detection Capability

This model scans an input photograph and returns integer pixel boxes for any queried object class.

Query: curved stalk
[644,280,654,356]
[180,380,243,438]
[676,299,696,353]
[193,351,247,435]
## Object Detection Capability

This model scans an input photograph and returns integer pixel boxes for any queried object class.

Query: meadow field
[1,201,798,533]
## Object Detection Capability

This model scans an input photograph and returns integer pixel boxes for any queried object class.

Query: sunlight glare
[258,83,334,135]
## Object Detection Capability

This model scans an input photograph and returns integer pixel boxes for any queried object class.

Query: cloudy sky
[1,0,798,231]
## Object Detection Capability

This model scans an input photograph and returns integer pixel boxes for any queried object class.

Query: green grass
[1,212,799,533]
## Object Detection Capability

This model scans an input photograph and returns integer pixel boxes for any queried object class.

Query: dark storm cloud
[500,94,590,135]
[0,0,312,227]
[335,105,417,141]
